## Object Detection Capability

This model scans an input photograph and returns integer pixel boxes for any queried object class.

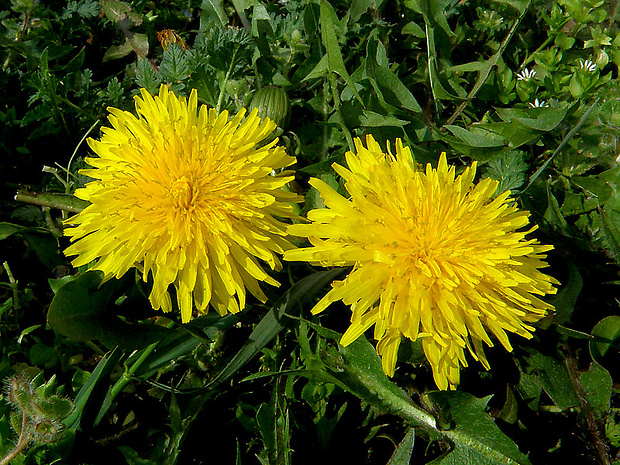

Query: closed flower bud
[249,86,291,130]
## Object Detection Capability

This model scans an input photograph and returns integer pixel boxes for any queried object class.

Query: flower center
[169,175,199,211]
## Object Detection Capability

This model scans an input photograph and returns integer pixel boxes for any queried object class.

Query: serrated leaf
[483,151,528,193]
[427,391,530,465]
[159,43,191,83]
[329,337,440,437]
[135,58,160,94]
[544,182,569,231]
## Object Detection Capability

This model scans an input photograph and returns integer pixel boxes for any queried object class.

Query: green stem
[66,118,101,191]
[42,207,63,238]
[59,96,94,118]
[110,341,160,400]
[14,190,89,213]
[520,19,570,69]
[94,339,162,426]
[0,411,31,465]
[2,10,31,71]
[2,261,20,313]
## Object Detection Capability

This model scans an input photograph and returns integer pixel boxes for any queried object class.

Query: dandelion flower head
[285,136,558,390]
[65,85,300,323]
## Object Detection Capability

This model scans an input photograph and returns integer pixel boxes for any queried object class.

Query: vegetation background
[2,0,620,463]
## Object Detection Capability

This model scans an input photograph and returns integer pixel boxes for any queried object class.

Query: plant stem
[519,19,570,70]
[111,341,160,400]
[14,190,89,213]
[94,340,161,425]
[65,118,101,191]
[2,262,20,313]
[0,411,31,465]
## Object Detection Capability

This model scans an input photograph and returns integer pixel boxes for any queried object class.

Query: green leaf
[200,0,228,28]
[29,343,58,368]
[133,313,238,377]
[101,0,134,23]
[427,391,530,465]
[64,347,123,430]
[159,43,191,83]
[600,207,620,262]
[319,0,364,106]
[495,107,568,132]
[549,259,582,325]
[47,271,117,342]
[578,361,612,415]
[303,54,329,81]
[544,182,569,232]
[521,348,580,410]
[256,403,277,453]
[329,337,440,437]
[47,271,172,350]
[444,125,507,148]
[0,222,27,240]
[135,58,160,95]
[402,21,426,38]
[359,111,409,127]
[364,38,422,113]
[524,99,598,192]
[38,396,75,421]
[386,427,415,465]
[102,38,134,62]
[482,151,528,193]
[591,316,620,362]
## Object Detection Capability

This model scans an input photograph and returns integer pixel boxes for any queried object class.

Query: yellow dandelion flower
[285,135,558,390]
[64,85,301,323]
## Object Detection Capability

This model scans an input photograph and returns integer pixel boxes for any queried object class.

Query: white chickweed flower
[529,98,549,108]
[579,59,597,73]
[516,68,536,81]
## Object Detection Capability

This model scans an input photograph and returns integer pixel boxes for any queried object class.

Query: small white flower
[579,59,597,72]
[529,98,549,108]
[516,68,536,81]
